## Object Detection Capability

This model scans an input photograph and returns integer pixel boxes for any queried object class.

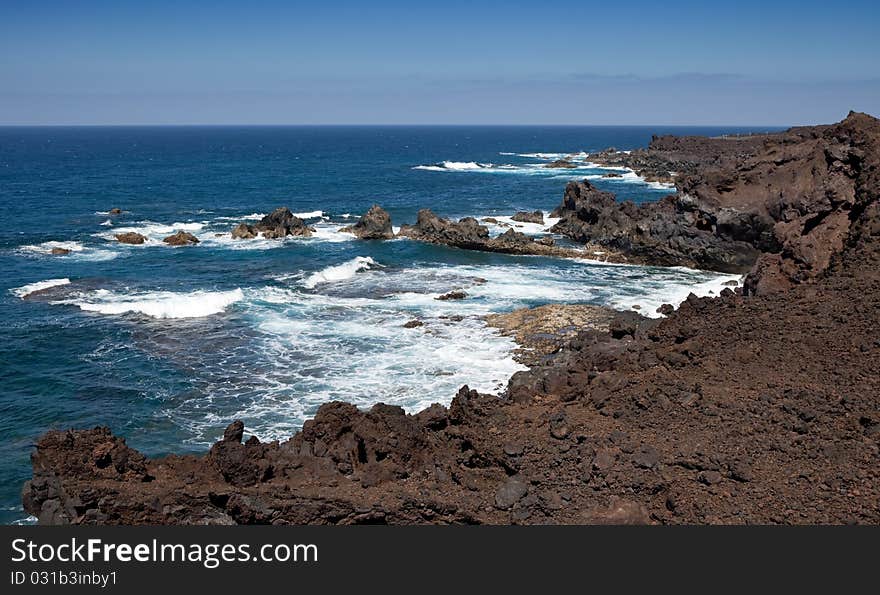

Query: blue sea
[0,125,772,523]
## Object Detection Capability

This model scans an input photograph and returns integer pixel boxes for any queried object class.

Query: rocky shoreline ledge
[23,112,880,524]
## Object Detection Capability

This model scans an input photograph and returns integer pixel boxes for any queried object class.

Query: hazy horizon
[2,0,878,126]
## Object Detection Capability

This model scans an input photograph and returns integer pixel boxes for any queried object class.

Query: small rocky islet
[24,112,880,525]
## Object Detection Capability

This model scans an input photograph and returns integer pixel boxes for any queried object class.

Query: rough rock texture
[486,304,616,366]
[231,223,258,240]
[341,205,394,240]
[115,232,147,245]
[550,179,760,272]
[247,207,315,239]
[398,209,589,259]
[23,113,880,525]
[511,211,545,224]
[562,112,880,293]
[162,231,200,246]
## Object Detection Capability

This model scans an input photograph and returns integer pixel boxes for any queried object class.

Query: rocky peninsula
[23,112,880,525]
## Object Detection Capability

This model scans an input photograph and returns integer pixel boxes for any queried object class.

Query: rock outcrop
[115,232,147,245]
[341,205,394,240]
[550,179,760,273]
[231,208,315,240]
[398,209,587,259]
[231,223,258,239]
[552,112,880,293]
[163,231,200,246]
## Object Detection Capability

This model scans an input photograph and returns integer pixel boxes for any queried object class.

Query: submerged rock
[544,159,577,169]
[50,247,71,255]
[511,210,544,224]
[436,290,467,301]
[340,205,394,240]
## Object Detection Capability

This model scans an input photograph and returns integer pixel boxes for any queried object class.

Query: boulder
[398,209,490,248]
[50,247,71,255]
[115,232,147,245]
[436,290,467,301]
[340,205,394,240]
[254,207,314,238]
[163,231,200,246]
[231,223,258,240]
[109,208,123,215]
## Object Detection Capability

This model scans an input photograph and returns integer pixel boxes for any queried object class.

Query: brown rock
[340,205,394,240]
[163,231,200,246]
[115,232,147,244]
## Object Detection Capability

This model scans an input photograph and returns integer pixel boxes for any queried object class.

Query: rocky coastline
[22,112,880,525]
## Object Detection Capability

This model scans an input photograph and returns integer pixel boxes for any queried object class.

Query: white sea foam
[55,288,244,319]
[293,210,324,219]
[480,212,561,237]
[107,256,744,445]
[18,240,118,261]
[100,219,113,226]
[20,240,84,254]
[11,278,71,298]
[302,257,379,289]
[93,221,206,245]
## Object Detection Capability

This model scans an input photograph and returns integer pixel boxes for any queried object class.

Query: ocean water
[0,125,772,523]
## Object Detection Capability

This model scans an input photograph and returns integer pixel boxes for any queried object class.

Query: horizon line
[0,122,793,129]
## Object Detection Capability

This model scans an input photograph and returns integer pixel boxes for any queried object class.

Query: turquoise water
[0,125,771,523]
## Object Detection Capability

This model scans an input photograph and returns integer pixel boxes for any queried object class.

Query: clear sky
[1,0,878,125]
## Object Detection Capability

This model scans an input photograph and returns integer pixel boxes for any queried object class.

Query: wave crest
[302,257,379,289]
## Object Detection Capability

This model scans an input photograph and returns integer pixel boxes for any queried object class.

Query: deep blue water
[0,125,776,523]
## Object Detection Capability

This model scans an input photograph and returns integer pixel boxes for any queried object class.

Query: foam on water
[11,278,71,298]
[479,212,561,237]
[144,258,739,444]
[413,151,676,191]
[302,256,380,289]
[18,240,118,261]
[54,288,245,319]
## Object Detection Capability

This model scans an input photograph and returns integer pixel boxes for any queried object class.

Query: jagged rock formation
[232,207,315,240]
[553,112,880,293]
[340,205,394,240]
[397,209,587,258]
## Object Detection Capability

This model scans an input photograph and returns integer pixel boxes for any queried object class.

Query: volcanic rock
[511,211,544,224]
[340,205,394,240]
[163,231,200,246]
[115,232,147,244]
[436,290,467,301]
[254,207,314,239]
[231,223,257,239]
[544,159,577,169]
[21,112,880,526]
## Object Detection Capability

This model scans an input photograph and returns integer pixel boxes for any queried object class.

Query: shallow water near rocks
[0,125,770,523]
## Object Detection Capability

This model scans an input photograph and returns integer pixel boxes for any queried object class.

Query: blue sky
[1,0,878,125]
